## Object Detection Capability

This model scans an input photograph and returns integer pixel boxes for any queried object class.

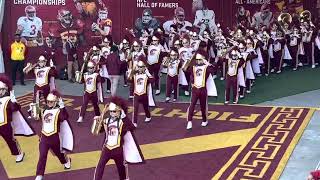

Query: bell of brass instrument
[162,57,171,67]
[278,13,292,33]
[300,10,311,23]
[75,52,89,83]
[91,104,108,135]
[29,103,41,120]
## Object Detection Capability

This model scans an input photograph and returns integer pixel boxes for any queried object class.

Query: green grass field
[165,66,320,105]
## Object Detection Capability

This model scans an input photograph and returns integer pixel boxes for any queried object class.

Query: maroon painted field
[0,94,314,180]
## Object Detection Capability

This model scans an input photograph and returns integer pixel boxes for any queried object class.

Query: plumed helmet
[0,75,12,91]
[108,96,128,115]
[87,60,96,68]
[47,90,61,102]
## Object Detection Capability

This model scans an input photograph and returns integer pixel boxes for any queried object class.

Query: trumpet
[227,38,239,47]
[300,10,311,23]
[162,57,171,67]
[23,62,40,74]
[75,52,89,83]
[91,104,108,135]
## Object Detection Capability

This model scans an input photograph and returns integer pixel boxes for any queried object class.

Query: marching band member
[301,21,316,68]
[93,96,145,180]
[179,36,194,96]
[162,49,182,102]
[147,33,166,95]
[245,37,258,93]
[119,38,132,87]
[25,55,57,118]
[190,28,201,51]
[214,29,228,80]
[129,60,155,127]
[35,90,73,180]
[286,26,302,70]
[238,42,247,99]
[314,28,320,66]
[128,40,147,99]
[272,29,286,73]
[77,60,103,123]
[260,30,273,75]
[0,75,34,163]
[224,48,245,104]
[100,46,122,96]
[184,50,217,130]
[168,25,180,50]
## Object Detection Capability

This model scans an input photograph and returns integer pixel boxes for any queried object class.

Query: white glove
[10,90,17,103]
[119,43,123,50]
[58,98,64,108]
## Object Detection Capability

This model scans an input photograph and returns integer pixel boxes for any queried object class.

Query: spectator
[10,33,26,85]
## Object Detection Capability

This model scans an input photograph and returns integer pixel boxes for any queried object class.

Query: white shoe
[16,152,25,163]
[246,90,251,94]
[173,99,177,102]
[186,121,192,130]
[64,157,71,169]
[293,68,297,71]
[106,90,111,94]
[298,62,303,67]
[35,175,43,180]
[224,101,229,104]
[145,117,151,122]
[201,121,208,127]
[312,65,316,68]
[270,69,275,73]
[129,95,134,99]
[315,63,319,65]
[239,95,244,99]
[155,90,161,95]
[265,73,269,76]
[233,101,238,104]
[77,117,83,123]
[220,77,225,80]
[282,63,287,67]
[184,91,190,96]
[165,97,170,102]
[133,123,138,127]
[276,70,281,74]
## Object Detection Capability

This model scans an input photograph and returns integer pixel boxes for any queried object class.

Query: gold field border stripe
[173,101,320,111]
[212,107,278,179]
[271,108,316,180]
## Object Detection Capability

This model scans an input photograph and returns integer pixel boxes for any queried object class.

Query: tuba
[278,13,292,31]
[300,10,311,23]
[75,52,89,83]
[91,104,108,135]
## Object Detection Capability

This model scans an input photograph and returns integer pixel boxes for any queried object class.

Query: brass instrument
[91,104,108,135]
[29,103,41,120]
[23,62,40,74]
[182,54,195,71]
[300,10,311,23]
[278,13,292,33]
[75,52,89,83]
[162,57,171,67]
[29,92,41,120]
[227,37,239,47]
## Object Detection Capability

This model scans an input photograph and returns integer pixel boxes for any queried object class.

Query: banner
[1,0,305,75]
